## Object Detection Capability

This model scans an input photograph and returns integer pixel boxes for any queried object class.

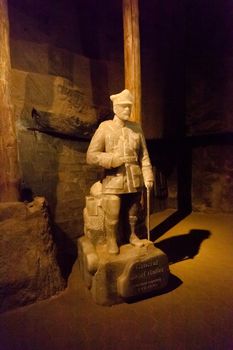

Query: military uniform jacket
[86,116,154,194]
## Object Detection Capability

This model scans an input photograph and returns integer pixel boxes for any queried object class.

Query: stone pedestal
[78,236,169,306]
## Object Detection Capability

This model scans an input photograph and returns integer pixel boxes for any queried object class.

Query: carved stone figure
[86,89,154,254]
[79,89,169,305]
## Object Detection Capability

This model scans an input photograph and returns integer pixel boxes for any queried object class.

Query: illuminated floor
[1,211,233,350]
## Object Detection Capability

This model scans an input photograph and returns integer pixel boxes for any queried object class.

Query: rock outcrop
[0,197,66,313]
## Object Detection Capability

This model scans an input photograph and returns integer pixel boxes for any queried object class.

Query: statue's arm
[139,130,154,184]
[86,124,113,169]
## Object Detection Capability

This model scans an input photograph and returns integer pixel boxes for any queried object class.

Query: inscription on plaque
[117,256,169,298]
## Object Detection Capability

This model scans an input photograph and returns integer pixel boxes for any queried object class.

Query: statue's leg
[128,193,144,247]
[102,194,121,254]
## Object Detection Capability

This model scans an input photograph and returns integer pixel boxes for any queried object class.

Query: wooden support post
[0,0,20,201]
[123,0,141,123]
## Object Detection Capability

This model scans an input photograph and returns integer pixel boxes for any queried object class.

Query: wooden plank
[0,0,20,201]
[123,0,141,123]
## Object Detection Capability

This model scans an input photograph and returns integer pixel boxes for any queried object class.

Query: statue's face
[114,103,132,121]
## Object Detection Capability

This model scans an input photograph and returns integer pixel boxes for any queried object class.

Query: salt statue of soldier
[86,89,154,254]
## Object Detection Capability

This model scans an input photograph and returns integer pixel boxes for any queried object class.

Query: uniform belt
[105,157,139,176]
[123,156,138,163]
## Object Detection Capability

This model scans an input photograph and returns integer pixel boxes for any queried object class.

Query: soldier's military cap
[110,89,133,105]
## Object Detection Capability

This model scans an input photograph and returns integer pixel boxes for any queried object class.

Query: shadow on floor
[125,273,182,304]
[154,229,211,264]
[150,209,191,242]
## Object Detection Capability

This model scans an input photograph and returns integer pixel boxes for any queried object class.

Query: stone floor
[0,210,233,350]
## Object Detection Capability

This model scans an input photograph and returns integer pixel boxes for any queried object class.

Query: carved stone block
[77,236,169,305]
[117,252,169,298]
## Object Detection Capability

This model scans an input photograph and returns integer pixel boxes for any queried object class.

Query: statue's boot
[106,222,119,255]
[129,215,144,247]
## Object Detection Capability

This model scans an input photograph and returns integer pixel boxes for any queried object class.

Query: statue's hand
[145,181,153,190]
[111,154,124,168]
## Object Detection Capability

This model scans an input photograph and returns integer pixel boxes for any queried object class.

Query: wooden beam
[123,0,141,123]
[0,0,20,201]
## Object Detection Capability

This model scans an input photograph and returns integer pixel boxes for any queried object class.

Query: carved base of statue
[78,182,170,306]
[78,236,169,305]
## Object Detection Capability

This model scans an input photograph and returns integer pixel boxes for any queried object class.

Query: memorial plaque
[117,253,169,298]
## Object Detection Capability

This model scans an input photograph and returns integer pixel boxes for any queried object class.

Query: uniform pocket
[130,133,140,150]
[130,165,143,188]
[104,174,124,189]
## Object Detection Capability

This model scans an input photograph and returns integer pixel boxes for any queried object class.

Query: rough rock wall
[186,0,233,136]
[192,145,233,213]
[0,197,66,313]
[17,130,102,245]
[8,0,233,219]
[157,0,233,213]
[8,2,124,249]
[187,0,233,213]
